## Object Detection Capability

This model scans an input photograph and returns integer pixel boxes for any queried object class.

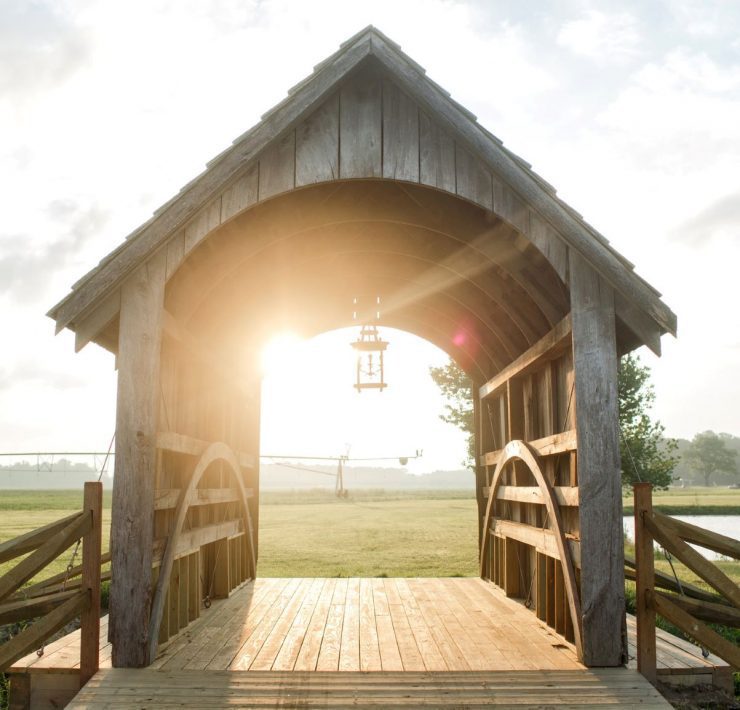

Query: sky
[1,0,739,474]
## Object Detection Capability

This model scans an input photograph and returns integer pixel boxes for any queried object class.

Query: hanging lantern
[351,297,388,392]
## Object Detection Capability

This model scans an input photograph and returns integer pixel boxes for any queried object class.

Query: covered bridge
[49,26,676,672]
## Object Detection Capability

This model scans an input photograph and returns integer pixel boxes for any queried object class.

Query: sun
[260,332,303,376]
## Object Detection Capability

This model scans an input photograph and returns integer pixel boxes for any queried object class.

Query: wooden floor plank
[68,668,670,708]
[338,578,360,671]
[316,578,347,671]
[384,578,425,671]
[293,578,336,671]
[229,578,305,670]
[249,578,315,670]
[358,578,382,671]
[272,578,326,671]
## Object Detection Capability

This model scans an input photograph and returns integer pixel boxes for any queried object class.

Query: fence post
[633,482,656,684]
[80,481,102,686]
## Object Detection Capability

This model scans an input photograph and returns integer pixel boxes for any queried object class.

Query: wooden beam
[154,487,253,511]
[654,512,740,561]
[109,252,166,668]
[0,589,78,626]
[656,592,740,627]
[623,559,720,604]
[0,512,83,565]
[648,590,740,670]
[570,252,624,667]
[73,289,121,353]
[479,430,576,467]
[633,483,656,685]
[13,552,111,599]
[491,485,579,507]
[152,520,243,565]
[0,512,90,603]
[0,592,88,673]
[156,431,254,470]
[479,316,571,400]
[80,481,103,686]
[644,513,740,609]
[491,519,581,568]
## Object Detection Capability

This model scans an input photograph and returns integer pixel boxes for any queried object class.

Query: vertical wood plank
[419,112,455,192]
[168,559,180,638]
[456,145,492,210]
[110,252,166,667]
[179,554,189,629]
[339,70,382,178]
[634,483,657,684]
[188,553,199,623]
[570,250,623,667]
[382,80,419,182]
[79,481,102,685]
[221,166,258,222]
[258,131,295,200]
[296,95,339,186]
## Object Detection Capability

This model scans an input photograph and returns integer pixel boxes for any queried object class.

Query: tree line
[430,354,739,489]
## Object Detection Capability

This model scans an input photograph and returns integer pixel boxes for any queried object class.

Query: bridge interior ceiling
[164,181,571,383]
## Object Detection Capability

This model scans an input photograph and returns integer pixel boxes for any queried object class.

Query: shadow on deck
[8,577,718,707]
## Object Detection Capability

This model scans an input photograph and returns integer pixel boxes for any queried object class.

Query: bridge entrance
[48,27,676,671]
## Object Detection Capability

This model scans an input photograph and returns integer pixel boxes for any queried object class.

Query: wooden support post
[570,251,624,666]
[110,254,166,667]
[473,396,489,565]
[79,481,102,686]
[634,483,657,685]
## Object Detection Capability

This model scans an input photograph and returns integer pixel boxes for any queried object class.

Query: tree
[429,360,475,468]
[618,354,678,489]
[430,353,678,487]
[683,431,738,487]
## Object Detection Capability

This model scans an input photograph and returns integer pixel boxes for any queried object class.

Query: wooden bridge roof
[48,26,676,371]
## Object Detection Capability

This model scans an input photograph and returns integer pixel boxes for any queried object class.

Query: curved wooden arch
[479,440,583,658]
[146,441,256,662]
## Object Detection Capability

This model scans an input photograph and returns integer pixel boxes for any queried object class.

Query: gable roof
[48,26,676,346]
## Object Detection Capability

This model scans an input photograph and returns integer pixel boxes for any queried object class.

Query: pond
[623,515,739,561]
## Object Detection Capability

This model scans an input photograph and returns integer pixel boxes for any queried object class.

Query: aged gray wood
[50,28,675,355]
[492,176,529,235]
[569,250,624,667]
[221,166,259,223]
[110,251,166,667]
[296,94,339,186]
[258,130,296,200]
[339,68,381,178]
[419,112,455,192]
[49,36,375,331]
[367,35,676,336]
[456,144,492,211]
[73,289,120,352]
[184,199,221,255]
[382,80,419,182]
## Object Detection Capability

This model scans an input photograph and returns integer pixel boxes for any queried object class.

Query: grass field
[0,487,738,584]
[622,486,740,515]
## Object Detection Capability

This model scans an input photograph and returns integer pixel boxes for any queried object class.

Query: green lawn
[622,486,740,515]
[1,487,737,584]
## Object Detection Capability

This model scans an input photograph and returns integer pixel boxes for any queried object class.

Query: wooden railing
[0,481,103,685]
[633,482,740,684]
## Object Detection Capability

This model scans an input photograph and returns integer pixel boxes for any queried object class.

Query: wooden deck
[150,577,583,672]
[8,578,725,707]
[70,668,668,707]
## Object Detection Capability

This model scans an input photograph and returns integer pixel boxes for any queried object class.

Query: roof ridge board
[48,37,375,327]
[366,39,676,334]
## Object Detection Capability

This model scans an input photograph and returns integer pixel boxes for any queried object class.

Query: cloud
[0,201,109,303]
[557,9,641,63]
[670,192,740,245]
[0,359,85,392]
[0,1,91,100]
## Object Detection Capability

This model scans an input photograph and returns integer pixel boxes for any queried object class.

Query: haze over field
[1,1,739,470]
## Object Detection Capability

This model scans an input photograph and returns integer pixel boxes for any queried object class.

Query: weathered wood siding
[158,70,570,289]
